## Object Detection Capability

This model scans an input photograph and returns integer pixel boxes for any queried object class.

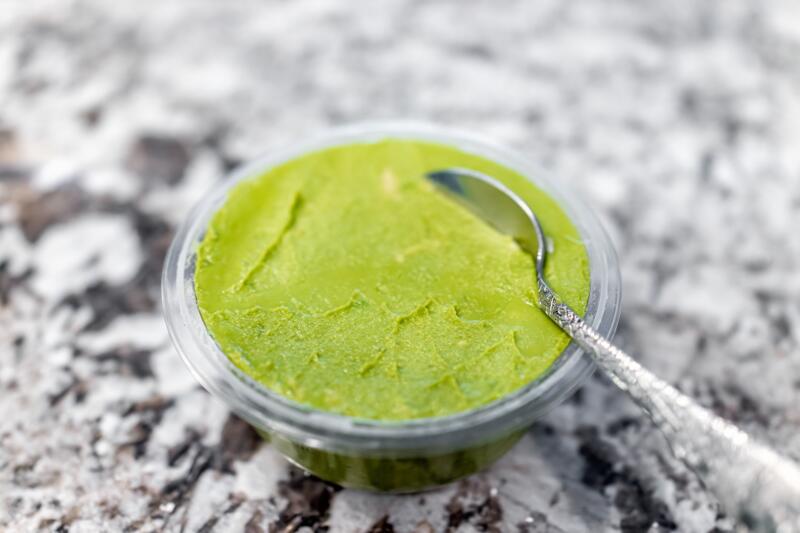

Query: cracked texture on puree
[194,140,590,420]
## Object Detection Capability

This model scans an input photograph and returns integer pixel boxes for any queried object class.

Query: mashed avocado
[194,139,589,420]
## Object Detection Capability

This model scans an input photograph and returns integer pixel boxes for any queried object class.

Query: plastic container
[162,122,622,491]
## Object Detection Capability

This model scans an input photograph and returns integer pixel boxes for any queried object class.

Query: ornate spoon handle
[423,166,800,530]
[538,280,800,532]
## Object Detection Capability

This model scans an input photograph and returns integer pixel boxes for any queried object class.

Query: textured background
[1,1,800,531]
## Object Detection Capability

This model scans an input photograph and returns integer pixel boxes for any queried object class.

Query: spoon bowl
[427,168,546,273]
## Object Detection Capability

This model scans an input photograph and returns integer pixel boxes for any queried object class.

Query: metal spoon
[426,167,800,532]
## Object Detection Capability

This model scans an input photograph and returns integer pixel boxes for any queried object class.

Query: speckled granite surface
[1,1,800,531]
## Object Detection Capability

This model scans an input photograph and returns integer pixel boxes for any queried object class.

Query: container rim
[162,121,622,454]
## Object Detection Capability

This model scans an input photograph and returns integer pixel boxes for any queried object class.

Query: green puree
[195,140,590,421]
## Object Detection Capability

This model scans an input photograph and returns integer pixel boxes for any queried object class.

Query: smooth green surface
[258,428,524,492]
[195,140,589,420]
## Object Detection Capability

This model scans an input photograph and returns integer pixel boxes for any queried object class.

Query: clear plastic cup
[162,122,622,491]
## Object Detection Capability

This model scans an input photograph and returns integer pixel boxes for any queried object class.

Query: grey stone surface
[1,1,799,531]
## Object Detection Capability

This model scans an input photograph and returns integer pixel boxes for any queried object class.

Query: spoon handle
[538,281,800,532]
